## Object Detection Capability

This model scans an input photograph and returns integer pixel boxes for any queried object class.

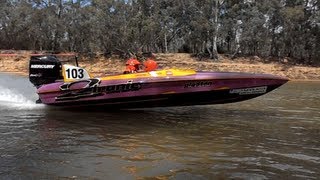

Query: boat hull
[36,71,288,109]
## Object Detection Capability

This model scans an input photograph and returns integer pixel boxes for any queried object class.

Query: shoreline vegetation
[0,51,319,81]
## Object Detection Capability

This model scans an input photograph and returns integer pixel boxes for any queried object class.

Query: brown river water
[0,73,319,179]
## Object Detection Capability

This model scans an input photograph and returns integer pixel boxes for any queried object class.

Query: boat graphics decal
[56,78,102,100]
[60,78,101,91]
[229,86,267,95]
[184,81,213,88]
[55,90,103,101]
[56,80,142,101]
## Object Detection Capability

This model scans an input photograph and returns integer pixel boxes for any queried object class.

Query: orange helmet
[144,59,158,71]
[126,58,140,66]
[124,58,141,73]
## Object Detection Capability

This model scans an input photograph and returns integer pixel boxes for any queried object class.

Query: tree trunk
[211,0,219,60]
[207,42,213,58]
[164,32,168,53]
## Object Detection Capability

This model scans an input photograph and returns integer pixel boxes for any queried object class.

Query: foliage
[0,0,319,64]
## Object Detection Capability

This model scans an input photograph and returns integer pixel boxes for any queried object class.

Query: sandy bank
[0,52,319,81]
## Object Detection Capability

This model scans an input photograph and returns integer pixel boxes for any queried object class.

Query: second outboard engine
[29,55,62,88]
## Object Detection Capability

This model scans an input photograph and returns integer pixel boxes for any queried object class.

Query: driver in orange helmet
[144,59,158,72]
[123,58,142,74]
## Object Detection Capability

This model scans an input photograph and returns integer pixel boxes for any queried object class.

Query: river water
[0,73,319,179]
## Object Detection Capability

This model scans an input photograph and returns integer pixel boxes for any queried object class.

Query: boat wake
[0,74,45,110]
[0,85,45,110]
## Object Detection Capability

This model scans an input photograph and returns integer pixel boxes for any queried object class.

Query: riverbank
[1,51,320,81]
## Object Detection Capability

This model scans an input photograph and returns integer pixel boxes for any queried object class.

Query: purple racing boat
[29,55,288,109]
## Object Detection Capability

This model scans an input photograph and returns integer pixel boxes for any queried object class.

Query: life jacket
[123,65,136,74]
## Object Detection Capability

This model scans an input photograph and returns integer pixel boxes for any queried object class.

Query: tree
[0,0,319,65]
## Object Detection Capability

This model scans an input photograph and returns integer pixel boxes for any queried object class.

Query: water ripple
[0,75,320,179]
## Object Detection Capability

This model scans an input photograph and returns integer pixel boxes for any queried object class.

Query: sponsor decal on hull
[229,86,267,95]
[184,81,213,88]
[56,79,142,101]
[97,83,142,93]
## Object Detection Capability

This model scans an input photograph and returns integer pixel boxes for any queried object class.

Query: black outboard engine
[29,55,62,88]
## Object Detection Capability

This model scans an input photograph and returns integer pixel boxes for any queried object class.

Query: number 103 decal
[66,68,84,79]
[63,64,91,81]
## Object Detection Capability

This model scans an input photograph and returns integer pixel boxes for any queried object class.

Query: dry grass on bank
[0,51,320,81]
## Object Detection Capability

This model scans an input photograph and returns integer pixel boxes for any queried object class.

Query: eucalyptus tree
[0,0,34,49]
[0,0,319,65]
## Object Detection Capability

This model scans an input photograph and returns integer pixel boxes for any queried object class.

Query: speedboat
[29,55,288,108]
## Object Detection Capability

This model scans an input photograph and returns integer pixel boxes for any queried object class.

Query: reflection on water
[0,74,319,179]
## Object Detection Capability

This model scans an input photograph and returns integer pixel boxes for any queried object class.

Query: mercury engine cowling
[29,55,63,87]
